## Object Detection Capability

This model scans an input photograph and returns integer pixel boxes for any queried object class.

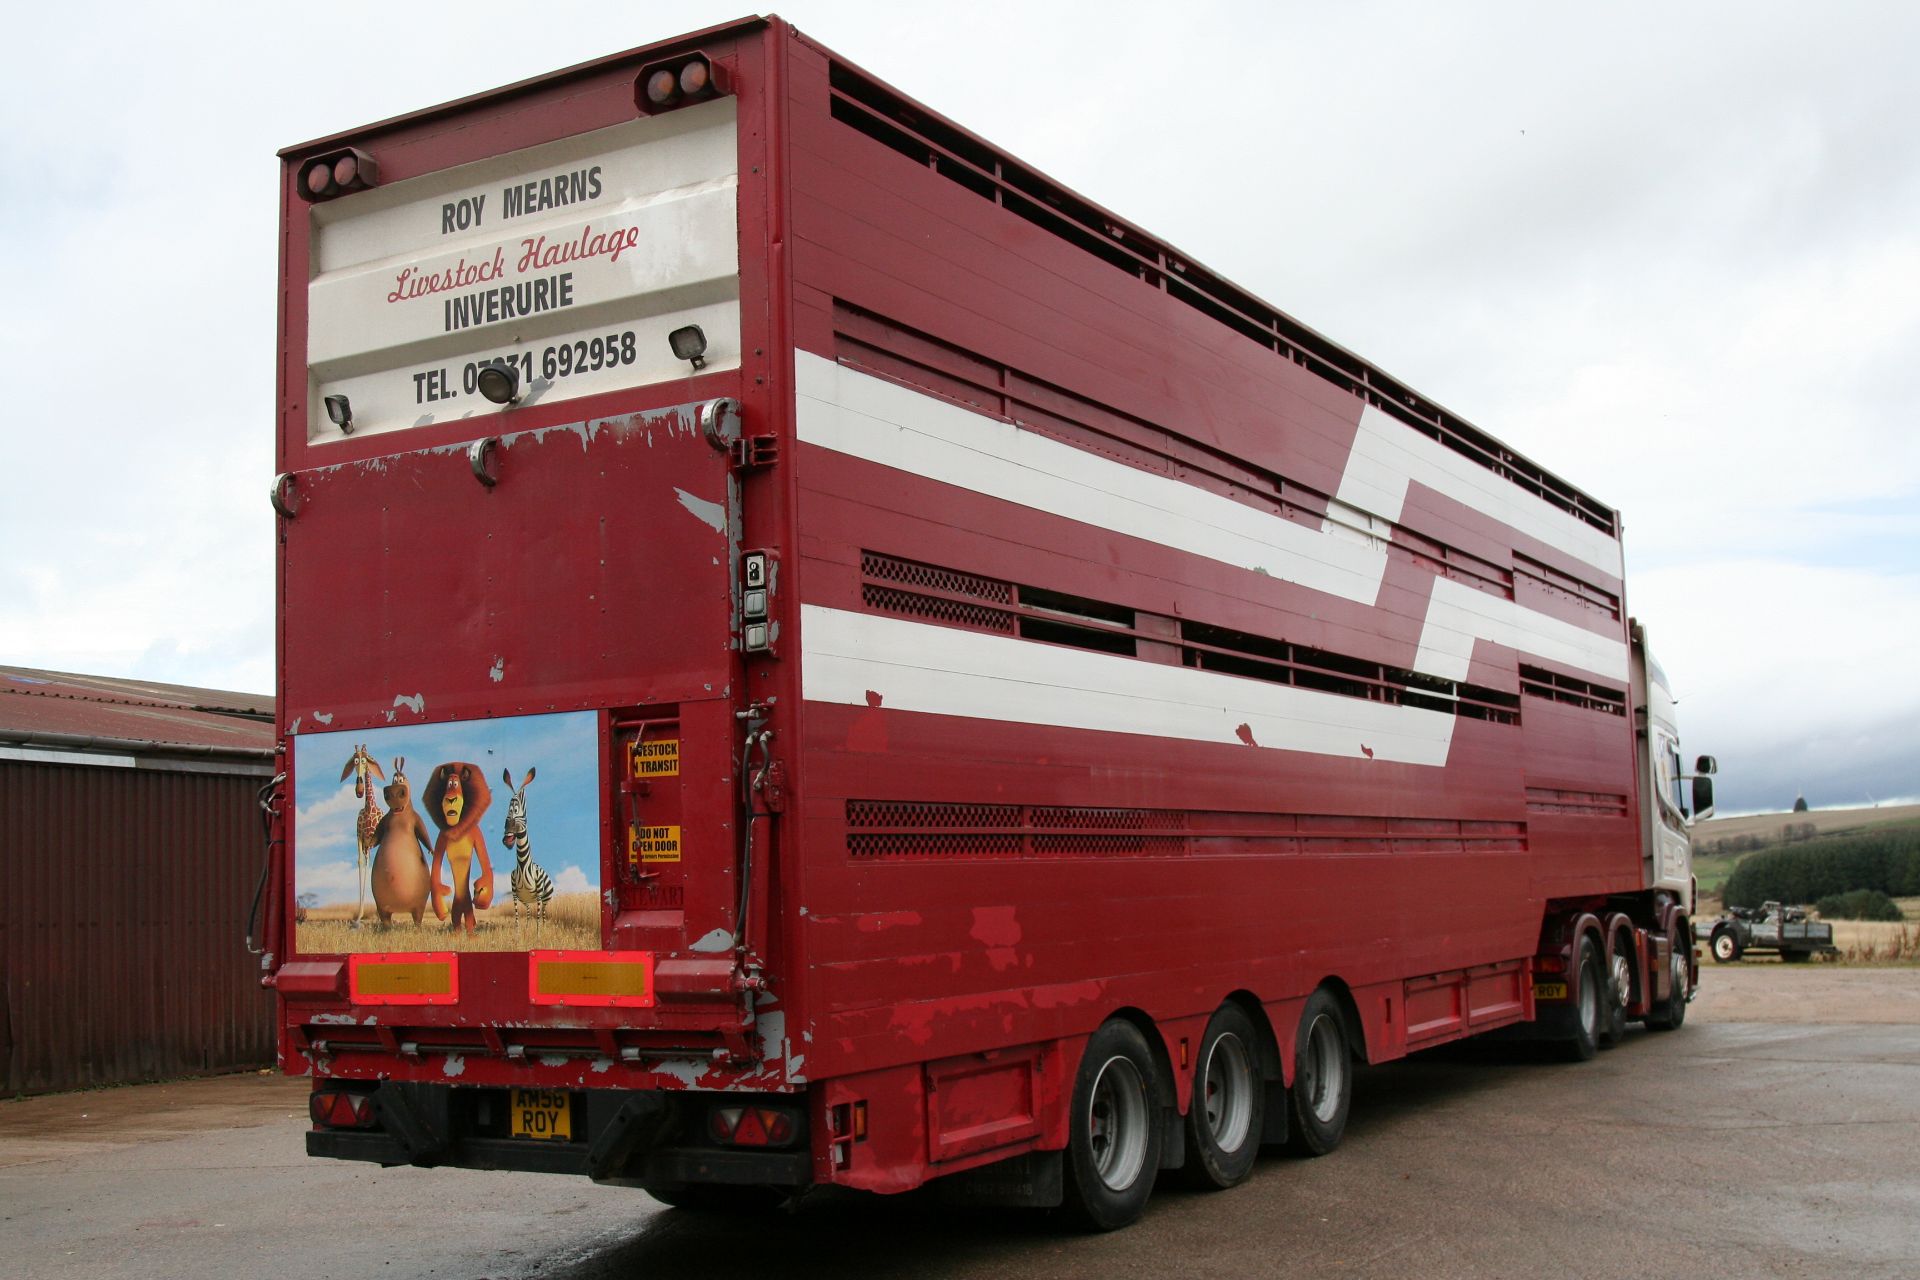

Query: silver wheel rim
[1610,953,1631,1007]
[1299,1013,1346,1125]
[1200,1032,1254,1152]
[1672,948,1688,1004]
[1088,1054,1149,1191]
[1578,964,1599,1033]
[1714,934,1734,960]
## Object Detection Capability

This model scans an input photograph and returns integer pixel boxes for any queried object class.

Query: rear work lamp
[635,53,731,115]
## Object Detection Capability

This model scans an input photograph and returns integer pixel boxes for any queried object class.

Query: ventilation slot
[826,62,1617,537]
[1519,666,1627,716]
[845,802,1527,860]
[1181,619,1522,725]
[1525,787,1630,817]
[859,551,1521,725]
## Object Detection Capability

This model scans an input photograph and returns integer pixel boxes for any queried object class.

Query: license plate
[510,1089,572,1141]
[1533,982,1568,1001]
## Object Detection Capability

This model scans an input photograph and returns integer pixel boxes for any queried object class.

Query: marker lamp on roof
[644,67,680,108]
[635,53,730,116]
[296,147,380,202]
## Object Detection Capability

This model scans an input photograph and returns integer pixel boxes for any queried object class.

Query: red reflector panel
[710,1105,800,1147]
[528,950,655,1007]
[347,953,459,1005]
[310,1090,375,1129]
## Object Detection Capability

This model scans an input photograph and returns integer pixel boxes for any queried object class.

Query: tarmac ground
[2,965,1916,1279]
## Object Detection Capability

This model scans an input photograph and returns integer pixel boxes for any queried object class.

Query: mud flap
[371,1082,447,1163]
[1261,1078,1290,1147]
[586,1092,671,1181]
[933,1150,1064,1208]
[1159,1106,1186,1169]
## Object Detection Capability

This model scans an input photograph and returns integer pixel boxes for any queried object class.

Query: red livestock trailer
[267,16,1715,1228]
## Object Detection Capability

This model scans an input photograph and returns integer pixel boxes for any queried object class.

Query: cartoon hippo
[370,757,433,925]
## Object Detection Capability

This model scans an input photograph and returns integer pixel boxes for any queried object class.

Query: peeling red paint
[1235,722,1257,746]
[969,905,1022,948]
[856,910,923,933]
[1361,743,1375,759]
[845,696,889,753]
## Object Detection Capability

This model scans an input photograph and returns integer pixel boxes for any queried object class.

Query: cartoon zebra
[501,767,553,921]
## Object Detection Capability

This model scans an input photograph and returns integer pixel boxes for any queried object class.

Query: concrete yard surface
[1,968,1916,1279]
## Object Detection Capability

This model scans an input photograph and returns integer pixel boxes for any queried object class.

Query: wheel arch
[1305,975,1368,1065]
[1105,1006,1178,1112]
[1222,989,1284,1085]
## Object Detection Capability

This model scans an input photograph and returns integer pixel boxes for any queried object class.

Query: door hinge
[732,435,779,471]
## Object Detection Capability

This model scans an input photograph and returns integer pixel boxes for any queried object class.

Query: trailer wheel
[1285,989,1353,1157]
[642,1183,788,1213]
[1598,948,1631,1049]
[1559,936,1604,1062]
[1179,1003,1263,1190]
[1061,1019,1163,1231]
[1710,930,1742,964]
[1645,934,1689,1031]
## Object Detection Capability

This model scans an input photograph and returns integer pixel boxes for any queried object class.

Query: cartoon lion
[423,762,494,933]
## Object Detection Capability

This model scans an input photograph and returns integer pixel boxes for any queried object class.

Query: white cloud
[552,865,592,897]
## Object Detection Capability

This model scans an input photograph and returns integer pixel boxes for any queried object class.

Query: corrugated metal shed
[0,666,277,1095]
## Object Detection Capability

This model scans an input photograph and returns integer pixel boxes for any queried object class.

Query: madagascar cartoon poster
[292,711,601,953]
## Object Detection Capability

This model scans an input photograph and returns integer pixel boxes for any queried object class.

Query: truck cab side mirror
[1691,775,1715,823]
[1694,754,1718,775]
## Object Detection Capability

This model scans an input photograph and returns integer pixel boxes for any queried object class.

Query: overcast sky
[3,1,1915,813]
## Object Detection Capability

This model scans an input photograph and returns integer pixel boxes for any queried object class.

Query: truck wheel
[1598,949,1630,1049]
[1286,989,1352,1157]
[1559,936,1604,1062]
[1645,934,1689,1031]
[1179,1003,1263,1190]
[643,1183,788,1212]
[1710,930,1741,964]
[1062,1019,1163,1231]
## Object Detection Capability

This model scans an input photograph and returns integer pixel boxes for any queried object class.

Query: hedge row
[1813,889,1905,922]
[1722,825,1920,908]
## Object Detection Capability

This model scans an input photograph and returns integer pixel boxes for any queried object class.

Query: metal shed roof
[0,666,274,762]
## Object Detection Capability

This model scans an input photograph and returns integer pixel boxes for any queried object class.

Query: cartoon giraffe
[340,744,385,928]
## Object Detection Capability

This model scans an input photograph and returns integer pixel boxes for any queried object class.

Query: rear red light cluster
[635,53,730,115]
[309,1089,377,1130]
[297,147,380,203]
[709,1105,800,1148]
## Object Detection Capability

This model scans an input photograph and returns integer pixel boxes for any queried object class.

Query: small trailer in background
[1699,904,1837,963]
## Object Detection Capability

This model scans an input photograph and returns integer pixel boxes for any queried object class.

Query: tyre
[1061,1019,1163,1231]
[1645,931,1690,1031]
[643,1183,788,1212]
[1598,945,1630,1049]
[1710,929,1742,963]
[1559,935,1604,1062]
[1285,989,1353,1157]
[1179,1003,1264,1190]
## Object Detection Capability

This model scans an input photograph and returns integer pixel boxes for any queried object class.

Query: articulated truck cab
[266,16,1710,1230]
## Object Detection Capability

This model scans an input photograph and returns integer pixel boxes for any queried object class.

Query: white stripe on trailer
[800,605,1456,766]
[1328,403,1622,580]
[795,353,1628,683]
